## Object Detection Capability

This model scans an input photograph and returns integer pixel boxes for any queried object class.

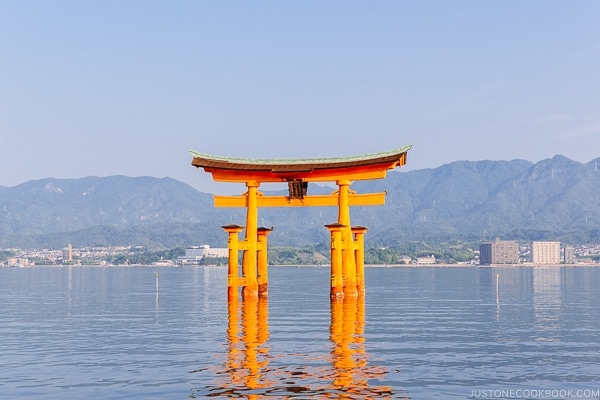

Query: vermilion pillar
[242,181,260,298]
[222,224,244,300]
[352,226,368,296]
[257,226,273,298]
[336,180,357,297]
[326,223,345,300]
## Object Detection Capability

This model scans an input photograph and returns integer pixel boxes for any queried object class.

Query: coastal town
[3,241,600,267]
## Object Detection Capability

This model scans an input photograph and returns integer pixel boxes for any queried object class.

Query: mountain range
[1,154,599,249]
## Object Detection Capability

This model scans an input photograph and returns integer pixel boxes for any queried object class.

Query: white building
[152,259,176,267]
[177,245,228,265]
[416,255,436,265]
[7,257,32,267]
[532,241,561,264]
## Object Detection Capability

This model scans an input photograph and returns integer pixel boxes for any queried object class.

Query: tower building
[480,239,519,265]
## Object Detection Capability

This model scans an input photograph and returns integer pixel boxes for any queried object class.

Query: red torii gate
[191,145,411,300]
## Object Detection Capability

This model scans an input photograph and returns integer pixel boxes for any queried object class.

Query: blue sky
[1,1,599,194]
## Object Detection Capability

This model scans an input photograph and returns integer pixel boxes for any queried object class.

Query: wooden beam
[205,165,391,183]
[214,192,387,208]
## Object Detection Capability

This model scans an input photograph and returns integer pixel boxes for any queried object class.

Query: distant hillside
[359,155,600,244]
[1,155,599,249]
[0,176,243,249]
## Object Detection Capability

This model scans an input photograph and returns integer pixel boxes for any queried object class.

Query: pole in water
[155,272,159,292]
[495,273,499,301]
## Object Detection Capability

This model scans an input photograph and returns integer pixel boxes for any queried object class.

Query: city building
[177,245,229,265]
[7,257,32,267]
[152,259,176,267]
[532,241,561,264]
[398,256,412,264]
[62,244,73,263]
[479,239,519,265]
[416,255,436,265]
[564,246,575,264]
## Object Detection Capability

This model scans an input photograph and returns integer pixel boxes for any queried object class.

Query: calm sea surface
[1,265,599,399]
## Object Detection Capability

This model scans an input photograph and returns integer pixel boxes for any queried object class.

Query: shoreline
[4,263,598,268]
[278,263,599,268]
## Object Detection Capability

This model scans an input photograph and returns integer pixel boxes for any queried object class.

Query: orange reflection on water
[222,295,273,397]
[203,295,406,399]
[328,296,399,399]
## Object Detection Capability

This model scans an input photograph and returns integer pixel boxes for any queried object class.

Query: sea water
[1,265,599,399]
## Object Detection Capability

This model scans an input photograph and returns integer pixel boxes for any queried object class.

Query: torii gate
[190,145,411,300]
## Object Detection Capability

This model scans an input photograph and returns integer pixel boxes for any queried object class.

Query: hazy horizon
[2,2,599,194]
[2,151,599,195]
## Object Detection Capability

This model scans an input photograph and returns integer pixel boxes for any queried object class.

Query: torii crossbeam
[191,145,411,300]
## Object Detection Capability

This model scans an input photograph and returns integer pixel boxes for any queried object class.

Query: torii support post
[242,181,260,299]
[222,224,244,300]
[352,226,369,296]
[257,226,273,298]
[326,223,345,300]
[337,180,357,298]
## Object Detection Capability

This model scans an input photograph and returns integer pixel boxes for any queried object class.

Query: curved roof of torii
[190,145,412,183]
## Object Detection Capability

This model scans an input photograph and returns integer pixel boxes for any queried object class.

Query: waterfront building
[7,257,31,267]
[564,246,575,264]
[62,244,73,263]
[416,255,436,265]
[152,259,176,267]
[177,245,228,265]
[398,256,412,264]
[532,241,561,264]
[479,239,519,265]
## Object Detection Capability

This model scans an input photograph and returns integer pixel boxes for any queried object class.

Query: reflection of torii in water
[202,296,408,399]
[190,145,411,300]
